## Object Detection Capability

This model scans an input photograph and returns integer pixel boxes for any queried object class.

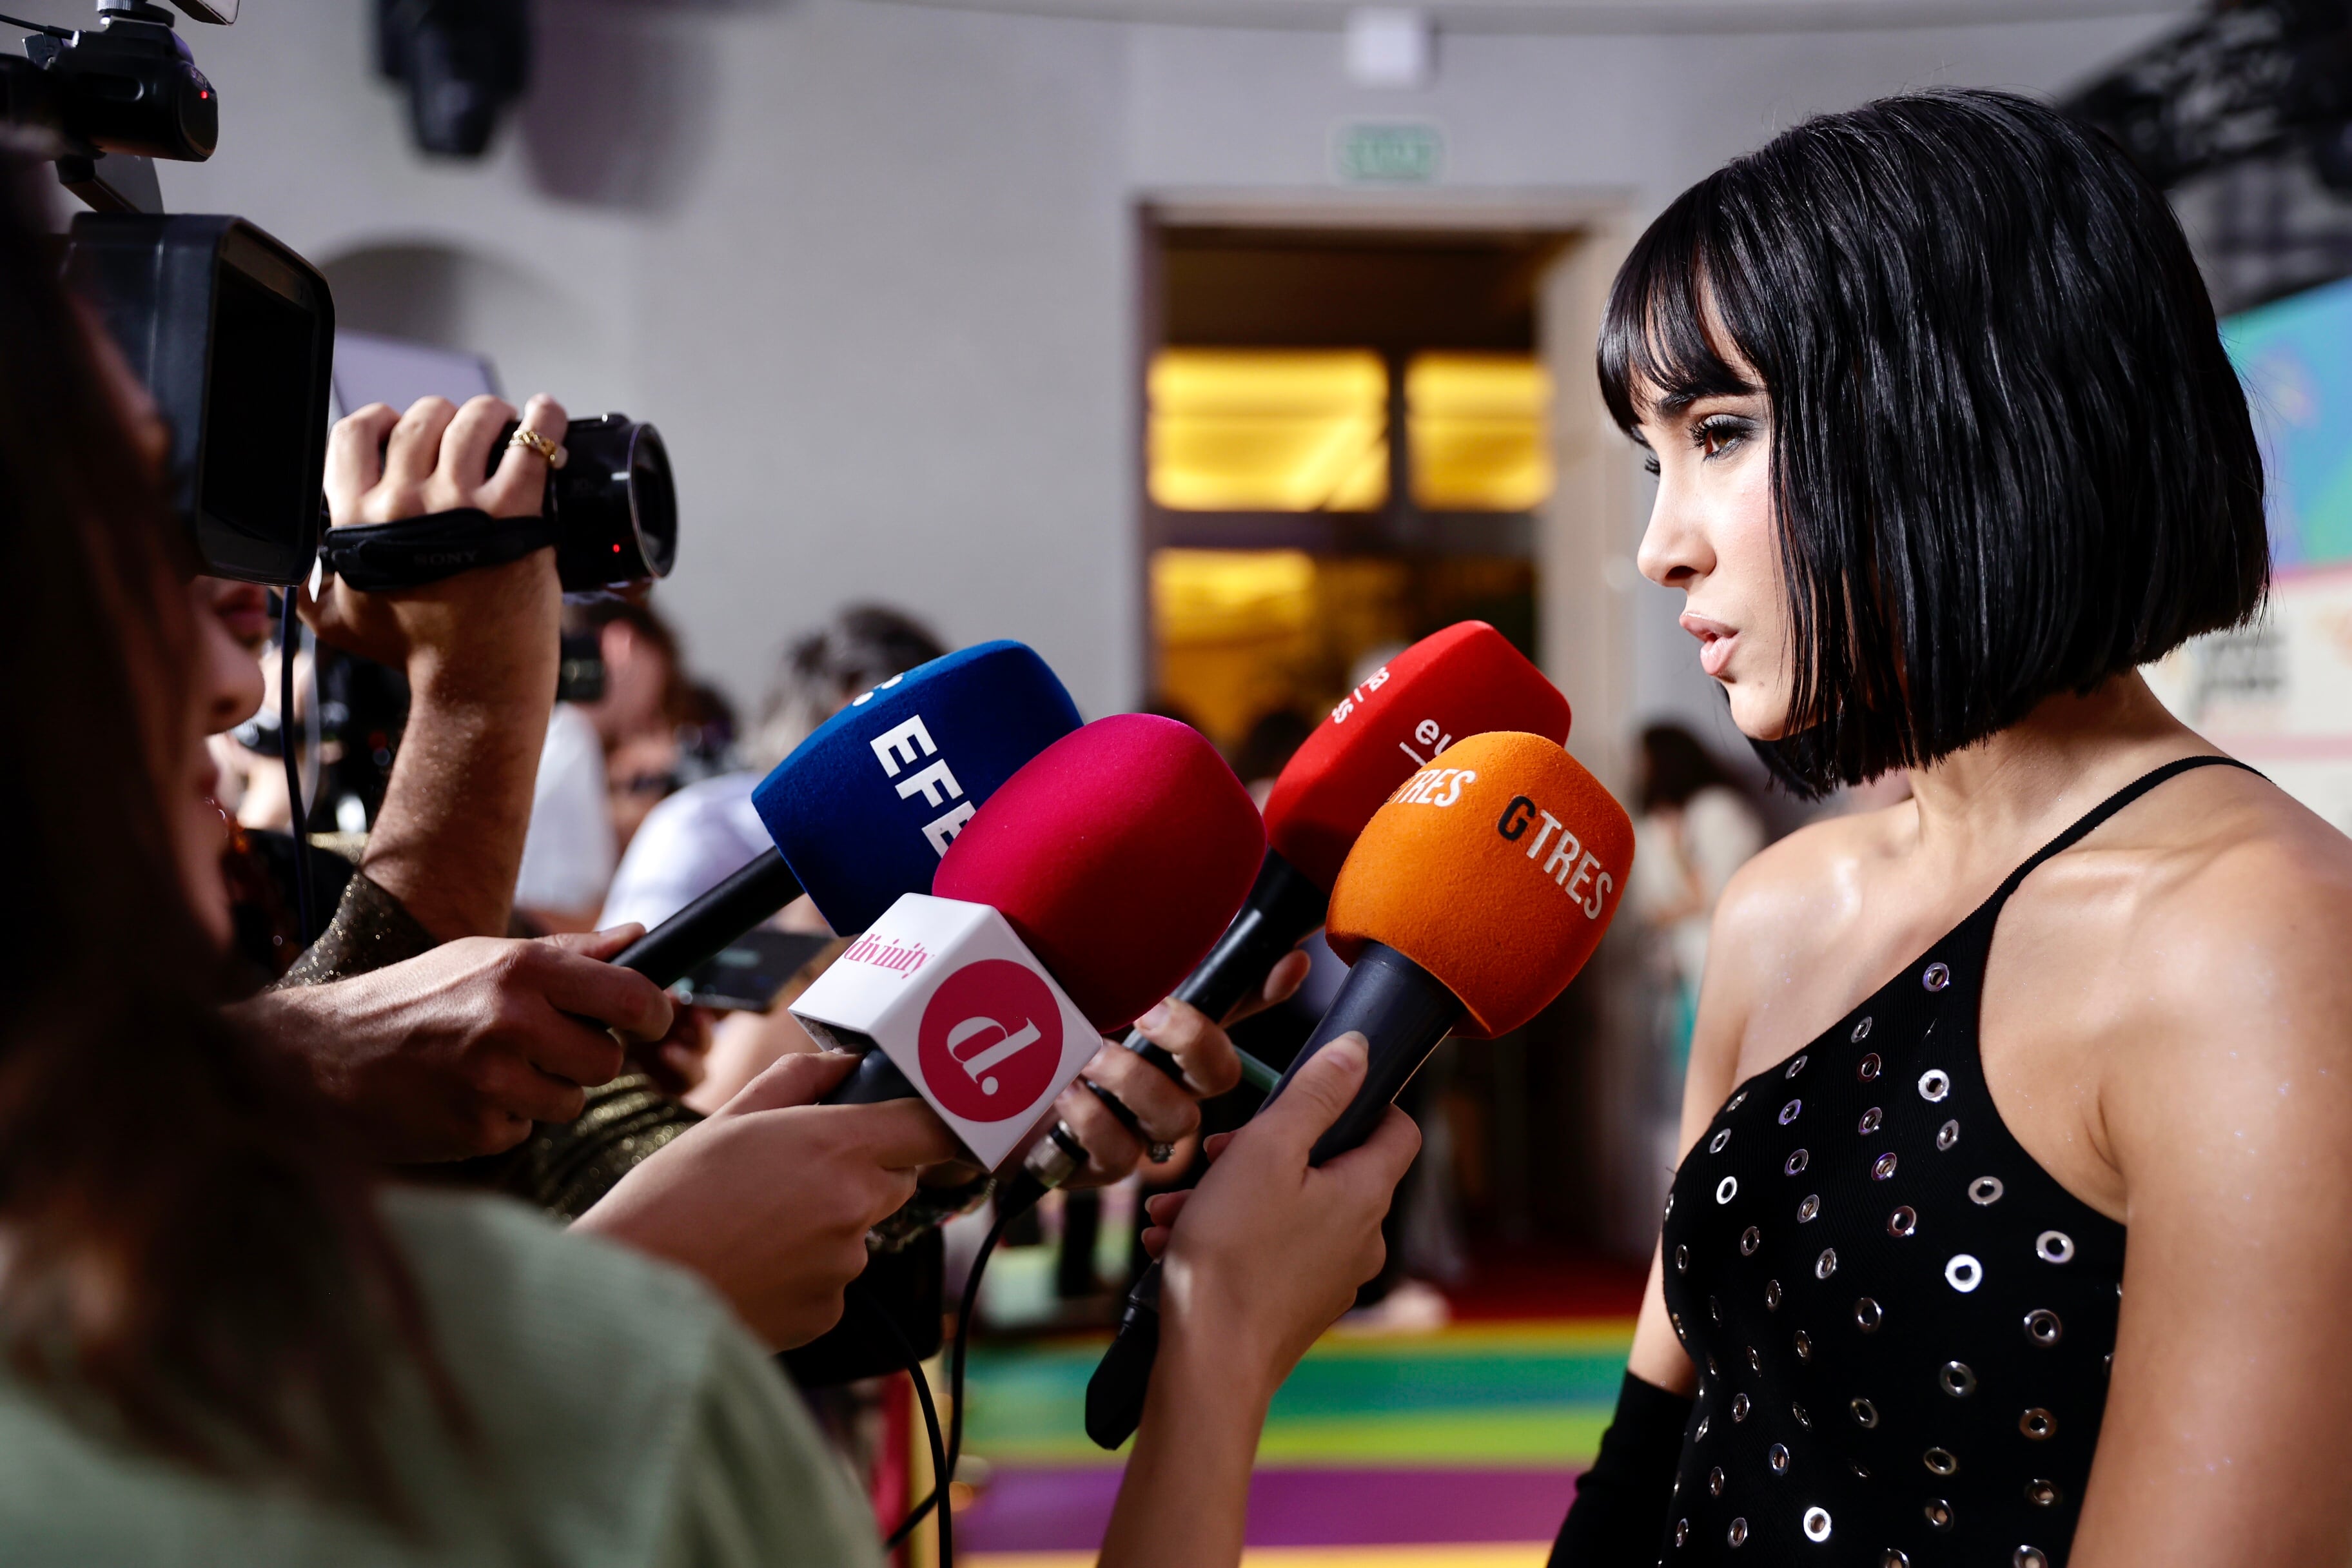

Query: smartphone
[677,927,836,1013]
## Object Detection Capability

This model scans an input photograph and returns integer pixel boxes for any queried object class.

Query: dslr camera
[5,2,676,591]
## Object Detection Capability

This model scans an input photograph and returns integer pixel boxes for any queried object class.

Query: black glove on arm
[1548,1369,1692,1566]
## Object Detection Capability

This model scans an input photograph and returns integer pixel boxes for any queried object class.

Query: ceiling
[851,0,2191,36]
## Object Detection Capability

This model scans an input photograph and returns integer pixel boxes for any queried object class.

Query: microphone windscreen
[1263,622,1572,891]
[751,640,1081,936]
[1326,732,1633,1039]
[934,714,1265,1030]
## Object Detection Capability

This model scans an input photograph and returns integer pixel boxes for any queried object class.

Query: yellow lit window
[1407,353,1554,512]
[1149,350,1388,512]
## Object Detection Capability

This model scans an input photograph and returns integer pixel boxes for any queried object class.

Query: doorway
[1135,201,1652,1262]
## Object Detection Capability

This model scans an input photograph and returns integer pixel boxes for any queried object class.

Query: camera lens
[497,415,678,591]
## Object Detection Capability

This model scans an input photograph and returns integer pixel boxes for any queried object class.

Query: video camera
[6,3,678,591]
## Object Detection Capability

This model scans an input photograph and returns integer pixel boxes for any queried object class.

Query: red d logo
[916,959,1065,1122]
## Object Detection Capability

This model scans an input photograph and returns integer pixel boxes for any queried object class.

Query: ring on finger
[1148,1140,1176,1164]
[507,427,569,469]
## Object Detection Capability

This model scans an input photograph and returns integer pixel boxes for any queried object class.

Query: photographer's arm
[299,393,569,945]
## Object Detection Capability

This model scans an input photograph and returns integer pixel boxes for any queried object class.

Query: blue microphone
[611,641,1081,985]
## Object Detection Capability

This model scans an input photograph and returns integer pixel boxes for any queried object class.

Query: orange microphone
[1084,732,1634,1447]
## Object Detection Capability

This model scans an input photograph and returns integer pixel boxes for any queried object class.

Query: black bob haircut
[1599,88,2268,796]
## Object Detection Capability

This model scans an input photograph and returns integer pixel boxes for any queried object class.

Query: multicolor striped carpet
[959,1317,1635,1565]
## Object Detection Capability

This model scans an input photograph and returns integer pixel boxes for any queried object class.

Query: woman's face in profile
[85,304,248,948]
[1632,380,1792,741]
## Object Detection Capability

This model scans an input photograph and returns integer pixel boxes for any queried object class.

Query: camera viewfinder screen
[201,267,318,544]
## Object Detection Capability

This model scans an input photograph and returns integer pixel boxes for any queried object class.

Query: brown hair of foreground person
[0,148,453,1516]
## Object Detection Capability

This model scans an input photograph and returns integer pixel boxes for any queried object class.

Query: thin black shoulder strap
[1989,755,2262,908]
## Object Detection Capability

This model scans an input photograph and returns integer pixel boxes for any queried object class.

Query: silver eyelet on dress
[1854,1297,1883,1331]
[1941,1360,1977,1398]
[1970,1176,2005,1205]
[2024,1309,2063,1346]
[1936,1119,1960,1151]
[1883,1553,1910,1568]
[1726,1089,1748,1112]
[2035,1230,2074,1264]
[1858,1107,1883,1135]
[1676,1245,1690,1273]
[1741,1226,1761,1255]
[1696,1416,1710,1440]
[1803,1506,1832,1543]
[1923,1448,1958,1476]
[1858,1052,1881,1081]
[2020,1407,2057,1440]
[1786,1054,1808,1079]
[1872,1153,1899,1181]
[1711,1297,1723,1322]
[1923,962,1951,992]
[1794,1331,1812,1362]
[1707,1354,1720,1377]
[1765,1280,1783,1311]
[1799,1193,1821,1222]
[1769,1443,1790,1475]
[1850,1397,1879,1428]
[1671,1311,1686,1339]
[1728,1517,1749,1547]
[1852,1016,1873,1043]
[2024,1480,2060,1507]
[1887,1206,1917,1239]
[1732,1393,1751,1422]
[1945,1254,1983,1293]
[1918,1068,1951,1102]
[1747,1345,1762,1372]
[1792,1402,1812,1427]
[1923,1499,1955,1531]
[1665,1192,1675,1219]
[1675,1518,1690,1547]
[1779,1099,1803,1125]
[1816,1247,1838,1279]
[1711,1128,1732,1153]
[1717,1176,1739,1204]
[2015,1550,2050,1568]
[1709,1465,1725,1496]
[1786,1149,1810,1176]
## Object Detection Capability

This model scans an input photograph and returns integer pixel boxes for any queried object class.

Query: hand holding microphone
[791,712,1267,1168]
[1086,732,1636,1448]
[574,1049,965,1349]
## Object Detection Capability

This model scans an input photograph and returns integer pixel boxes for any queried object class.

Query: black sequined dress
[1656,757,2254,1568]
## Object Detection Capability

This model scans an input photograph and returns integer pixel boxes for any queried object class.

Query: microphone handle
[610,849,805,988]
[1085,941,1464,1450]
[821,1049,921,1105]
[1119,848,1328,1079]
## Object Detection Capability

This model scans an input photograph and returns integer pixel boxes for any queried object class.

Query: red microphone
[790,715,1265,1168]
[1120,623,1571,1085]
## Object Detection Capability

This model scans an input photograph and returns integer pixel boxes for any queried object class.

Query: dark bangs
[1599,88,2269,796]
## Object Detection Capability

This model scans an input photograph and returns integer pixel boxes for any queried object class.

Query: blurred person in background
[1627,721,1765,1087]
[514,599,690,931]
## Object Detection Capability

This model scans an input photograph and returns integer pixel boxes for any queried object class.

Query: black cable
[278,591,315,948]
[886,1206,1012,1549]
[859,1283,952,1566]
[0,12,74,38]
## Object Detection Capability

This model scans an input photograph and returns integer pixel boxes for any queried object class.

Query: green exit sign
[1333,121,1445,184]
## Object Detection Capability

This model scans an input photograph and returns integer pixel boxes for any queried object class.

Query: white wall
[20,0,2180,732]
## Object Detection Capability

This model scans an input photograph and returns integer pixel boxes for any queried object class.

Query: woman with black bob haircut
[1552,90,2352,1566]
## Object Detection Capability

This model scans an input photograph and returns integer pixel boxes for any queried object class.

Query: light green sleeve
[654,1320,887,1568]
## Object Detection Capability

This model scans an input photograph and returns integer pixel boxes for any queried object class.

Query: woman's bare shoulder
[2110,768,2352,1139]
[1695,801,1915,1037]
